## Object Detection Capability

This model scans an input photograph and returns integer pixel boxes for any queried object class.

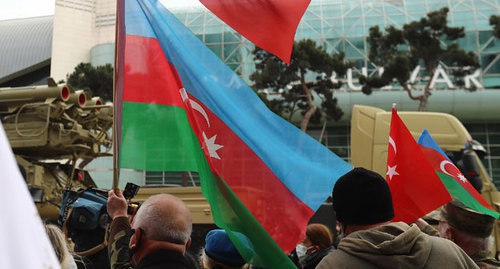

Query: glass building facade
[165,0,500,185]
[171,0,499,88]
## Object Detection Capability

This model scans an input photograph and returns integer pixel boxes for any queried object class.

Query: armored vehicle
[0,78,113,221]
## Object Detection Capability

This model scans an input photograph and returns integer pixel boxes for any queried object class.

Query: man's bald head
[132,194,192,244]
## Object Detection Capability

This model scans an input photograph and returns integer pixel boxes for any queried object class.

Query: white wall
[50,0,115,81]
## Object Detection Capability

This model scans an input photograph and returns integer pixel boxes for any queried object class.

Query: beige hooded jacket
[316,222,478,269]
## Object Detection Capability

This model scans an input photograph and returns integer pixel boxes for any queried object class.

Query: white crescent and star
[440,160,467,183]
[386,136,399,180]
[180,88,224,159]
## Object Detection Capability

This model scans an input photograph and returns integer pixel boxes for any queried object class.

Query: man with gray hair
[107,189,194,269]
[437,199,499,269]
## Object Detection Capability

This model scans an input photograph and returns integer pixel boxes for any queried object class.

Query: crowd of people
[44,167,499,269]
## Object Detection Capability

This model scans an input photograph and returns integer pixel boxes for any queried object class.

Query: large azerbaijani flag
[114,0,352,267]
[418,130,499,218]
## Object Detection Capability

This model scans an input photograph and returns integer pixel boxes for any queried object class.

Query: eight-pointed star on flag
[203,132,224,160]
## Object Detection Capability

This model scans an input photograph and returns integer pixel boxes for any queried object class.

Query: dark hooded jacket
[299,246,334,269]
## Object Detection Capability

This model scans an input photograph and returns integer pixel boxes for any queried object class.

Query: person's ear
[440,225,454,241]
[129,228,142,250]
[184,237,192,253]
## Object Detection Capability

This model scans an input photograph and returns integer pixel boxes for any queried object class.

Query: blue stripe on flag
[125,0,155,38]
[417,130,451,161]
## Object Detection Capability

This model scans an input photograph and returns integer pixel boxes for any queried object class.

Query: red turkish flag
[199,0,311,64]
[386,107,451,223]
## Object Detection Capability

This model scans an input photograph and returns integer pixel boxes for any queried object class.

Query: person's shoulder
[476,260,500,269]
[137,250,194,269]
[315,249,378,269]
[425,235,480,268]
[314,249,356,268]
[471,251,500,268]
[315,251,338,269]
[425,233,462,251]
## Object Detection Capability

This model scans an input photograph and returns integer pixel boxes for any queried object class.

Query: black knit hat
[333,167,394,225]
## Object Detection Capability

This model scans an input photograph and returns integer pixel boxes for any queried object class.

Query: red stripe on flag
[123,35,185,107]
[184,93,313,253]
[420,146,494,210]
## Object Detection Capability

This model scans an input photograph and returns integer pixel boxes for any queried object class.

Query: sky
[0,0,202,21]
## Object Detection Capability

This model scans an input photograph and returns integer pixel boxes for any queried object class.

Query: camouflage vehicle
[0,79,114,269]
[0,78,113,221]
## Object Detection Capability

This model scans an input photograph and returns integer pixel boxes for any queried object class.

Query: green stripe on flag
[120,102,203,171]
[438,172,499,218]
[200,173,297,268]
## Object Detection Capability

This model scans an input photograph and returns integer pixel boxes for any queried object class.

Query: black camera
[122,182,140,215]
[123,182,140,200]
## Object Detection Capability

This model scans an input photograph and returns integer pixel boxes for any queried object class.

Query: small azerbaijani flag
[418,130,499,218]
[114,0,352,268]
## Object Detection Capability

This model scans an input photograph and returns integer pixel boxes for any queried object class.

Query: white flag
[0,121,61,269]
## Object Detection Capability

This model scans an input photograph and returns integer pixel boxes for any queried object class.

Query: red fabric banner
[386,107,451,223]
[199,0,311,63]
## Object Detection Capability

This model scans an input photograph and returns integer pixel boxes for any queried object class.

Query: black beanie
[333,167,394,225]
